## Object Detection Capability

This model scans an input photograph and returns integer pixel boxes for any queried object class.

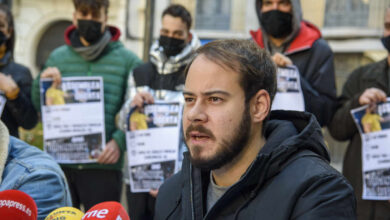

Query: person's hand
[0,73,19,99]
[149,189,159,198]
[131,92,154,108]
[97,139,120,164]
[272,52,293,67]
[359,88,387,105]
[41,67,62,85]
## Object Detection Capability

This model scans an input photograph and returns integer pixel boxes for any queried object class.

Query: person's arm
[1,67,38,129]
[291,174,356,220]
[297,45,337,127]
[17,166,72,219]
[328,66,386,141]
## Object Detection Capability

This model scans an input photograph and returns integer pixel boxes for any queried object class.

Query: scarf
[0,121,9,184]
[72,30,112,61]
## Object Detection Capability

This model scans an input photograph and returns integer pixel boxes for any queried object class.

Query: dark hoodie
[154,111,356,220]
[251,0,337,127]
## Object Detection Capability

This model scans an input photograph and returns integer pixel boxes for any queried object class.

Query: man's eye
[184,97,194,103]
[209,97,223,103]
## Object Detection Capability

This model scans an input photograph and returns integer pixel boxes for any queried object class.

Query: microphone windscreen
[0,189,38,220]
[82,201,129,220]
[45,207,84,220]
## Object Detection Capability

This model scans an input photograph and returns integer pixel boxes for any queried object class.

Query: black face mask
[260,10,293,39]
[77,19,103,44]
[0,31,8,46]
[159,35,187,57]
[381,36,390,53]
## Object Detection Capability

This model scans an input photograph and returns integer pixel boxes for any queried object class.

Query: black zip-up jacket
[155,111,356,220]
[1,53,37,137]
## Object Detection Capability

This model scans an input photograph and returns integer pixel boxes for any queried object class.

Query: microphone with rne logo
[45,206,84,220]
[0,189,38,220]
[82,201,129,220]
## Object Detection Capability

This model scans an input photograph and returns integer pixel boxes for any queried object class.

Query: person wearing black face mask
[328,6,390,220]
[117,4,200,220]
[251,0,337,128]
[31,0,142,211]
[0,4,37,137]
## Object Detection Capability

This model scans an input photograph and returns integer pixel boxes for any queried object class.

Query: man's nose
[186,101,208,123]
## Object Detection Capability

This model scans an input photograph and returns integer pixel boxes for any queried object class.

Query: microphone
[0,189,38,220]
[82,201,130,220]
[45,206,84,220]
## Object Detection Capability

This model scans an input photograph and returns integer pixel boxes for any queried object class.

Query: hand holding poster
[0,93,5,117]
[126,102,182,193]
[40,77,105,164]
[351,99,390,200]
[271,65,305,111]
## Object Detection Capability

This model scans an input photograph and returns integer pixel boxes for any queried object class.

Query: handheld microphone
[45,206,84,220]
[82,201,129,220]
[0,189,38,220]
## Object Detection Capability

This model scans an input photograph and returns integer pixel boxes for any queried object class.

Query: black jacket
[1,54,37,137]
[155,111,356,220]
[328,59,390,219]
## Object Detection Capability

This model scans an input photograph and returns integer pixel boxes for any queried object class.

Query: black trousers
[62,167,122,211]
[126,185,155,220]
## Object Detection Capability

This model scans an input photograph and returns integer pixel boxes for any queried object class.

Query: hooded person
[250,0,337,127]
[0,120,72,219]
[154,39,356,219]
[117,4,200,219]
[31,0,142,211]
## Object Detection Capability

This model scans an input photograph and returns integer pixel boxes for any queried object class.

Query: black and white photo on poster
[40,77,105,164]
[126,102,182,192]
[271,65,305,111]
[351,98,390,200]
[0,93,5,117]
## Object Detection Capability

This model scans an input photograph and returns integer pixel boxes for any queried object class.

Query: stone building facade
[9,0,390,170]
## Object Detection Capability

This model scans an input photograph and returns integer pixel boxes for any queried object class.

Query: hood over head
[255,0,302,50]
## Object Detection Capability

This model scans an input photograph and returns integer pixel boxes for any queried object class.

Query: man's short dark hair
[73,0,109,15]
[162,4,192,30]
[185,39,276,104]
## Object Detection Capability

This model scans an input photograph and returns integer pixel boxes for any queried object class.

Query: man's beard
[185,104,252,170]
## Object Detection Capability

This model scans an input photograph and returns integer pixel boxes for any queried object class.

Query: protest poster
[40,77,105,164]
[271,65,305,111]
[0,93,5,117]
[126,102,182,192]
[351,99,390,200]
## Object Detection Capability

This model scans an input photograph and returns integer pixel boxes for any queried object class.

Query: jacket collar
[0,121,10,184]
[250,21,321,55]
[64,25,121,46]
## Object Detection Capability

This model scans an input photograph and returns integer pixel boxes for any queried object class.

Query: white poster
[351,98,390,200]
[126,102,182,192]
[271,65,305,111]
[0,93,5,117]
[40,77,105,164]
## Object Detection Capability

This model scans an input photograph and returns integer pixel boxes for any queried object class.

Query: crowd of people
[1,0,390,219]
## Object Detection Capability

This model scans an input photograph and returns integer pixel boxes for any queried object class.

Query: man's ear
[250,89,271,123]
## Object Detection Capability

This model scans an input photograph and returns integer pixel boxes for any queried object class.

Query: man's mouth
[190,132,211,141]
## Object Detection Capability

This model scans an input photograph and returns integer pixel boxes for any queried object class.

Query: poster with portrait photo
[351,98,390,200]
[40,77,105,164]
[126,101,182,192]
[271,65,305,111]
[0,93,5,117]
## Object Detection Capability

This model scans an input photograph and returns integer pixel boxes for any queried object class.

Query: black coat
[328,59,390,219]
[155,111,356,220]
[1,55,37,137]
